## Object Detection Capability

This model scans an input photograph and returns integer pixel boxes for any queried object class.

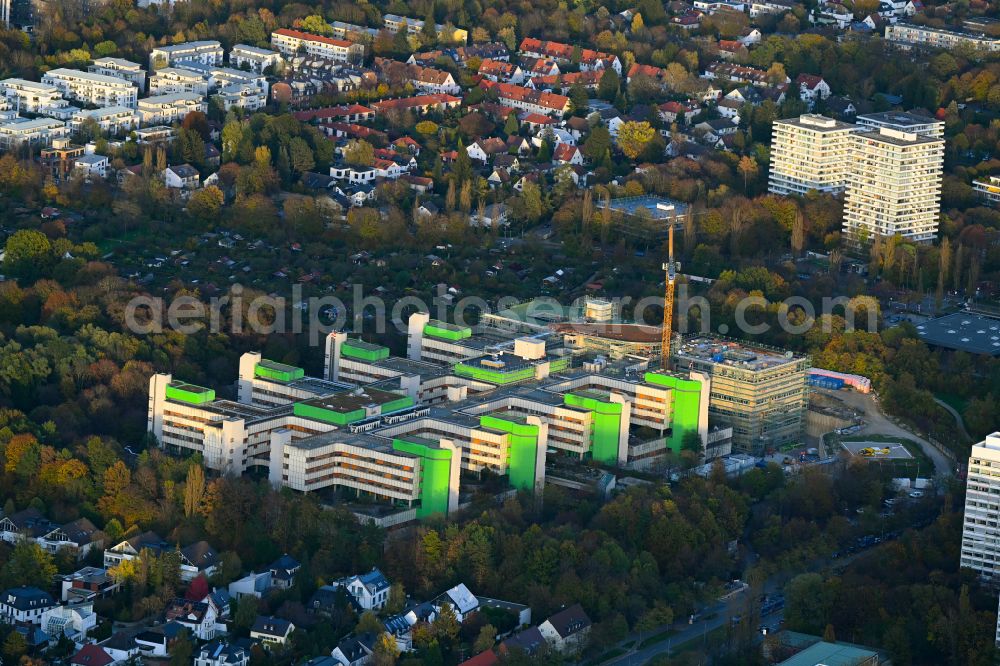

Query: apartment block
[768,114,859,196]
[0,117,69,150]
[41,68,138,108]
[137,92,206,125]
[230,44,284,73]
[843,127,944,244]
[382,14,469,44]
[961,433,1000,583]
[89,57,147,92]
[673,337,808,455]
[69,106,141,135]
[886,22,1000,52]
[214,84,267,112]
[148,67,209,96]
[0,78,68,114]
[974,175,1000,206]
[173,62,269,94]
[149,41,224,71]
[270,28,365,63]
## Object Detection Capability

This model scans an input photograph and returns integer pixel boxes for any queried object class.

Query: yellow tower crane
[661,219,677,371]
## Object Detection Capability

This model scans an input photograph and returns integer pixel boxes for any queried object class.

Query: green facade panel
[424,321,472,341]
[342,340,390,362]
[293,401,365,425]
[643,372,703,452]
[254,360,305,382]
[549,357,571,373]
[453,363,536,385]
[381,395,415,414]
[391,437,452,518]
[479,415,539,491]
[563,393,623,464]
[165,382,216,405]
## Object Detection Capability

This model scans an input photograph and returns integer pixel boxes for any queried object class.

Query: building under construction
[673,337,809,455]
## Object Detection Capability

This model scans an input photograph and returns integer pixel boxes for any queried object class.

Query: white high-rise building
[962,433,1000,583]
[856,111,944,139]
[768,114,859,196]
[842,126,944,244]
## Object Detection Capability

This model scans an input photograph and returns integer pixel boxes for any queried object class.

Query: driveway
[813,389,953,477]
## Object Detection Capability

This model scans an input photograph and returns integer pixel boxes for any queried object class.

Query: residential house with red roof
[481,81,570,116]
[518,38,622,74]
[795,74,831,107]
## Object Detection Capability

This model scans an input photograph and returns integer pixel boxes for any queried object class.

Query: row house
[371,93,462,115]
[149,40,224,71]
[672,11,704,30]
[478,59,524,84]
[481,81,570,116]
[658,100,699,124]
[518,38,622,74]
[293,104,374,124]
[137,92,206,125]
[270,28,365,63]
[229,44,284,73]
[89,57,147,92]
[373,58,460,95]
[702,62,789,87]
[519,56,561,79]
[527,70,602,92]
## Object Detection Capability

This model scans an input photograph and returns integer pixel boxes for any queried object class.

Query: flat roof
[607,195,689,219]
[776,114,857,132]
[674,336,805,369]
[856,111,940,127]
[915,312,1000,355]
[855,127,942,147]
[300,387,405,413]
[777,641,878,666]
[45,68,136,86]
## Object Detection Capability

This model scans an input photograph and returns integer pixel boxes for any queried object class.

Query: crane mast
[661,219,676,371]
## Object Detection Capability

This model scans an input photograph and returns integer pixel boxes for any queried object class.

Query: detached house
[194,639,250,666]
[164,164,200,191]
[0,508,54,543]
[0,587,57,626]
[795,74,831,107]
[538,604,592,654]
[553,143,583,165]
[164,597,223,640]
[250,616,295,646]
[330,568,391,611]
[38,517,102,558]
[467,138,509,162]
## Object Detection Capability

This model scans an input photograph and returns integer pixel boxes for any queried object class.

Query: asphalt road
[815,388,954,478]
